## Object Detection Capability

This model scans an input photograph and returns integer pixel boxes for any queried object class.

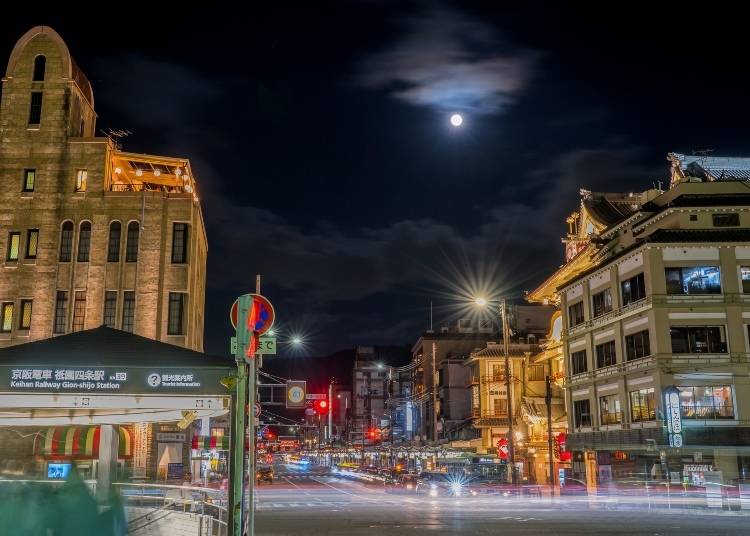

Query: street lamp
[474,296,517,485]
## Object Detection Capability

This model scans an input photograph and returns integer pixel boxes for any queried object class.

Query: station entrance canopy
[0,326,234,426]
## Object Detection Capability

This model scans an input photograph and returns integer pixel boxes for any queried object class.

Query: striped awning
[35,426,133,459]
[192,435,229,450]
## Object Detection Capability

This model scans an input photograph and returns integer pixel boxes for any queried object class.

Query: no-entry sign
[230,294,275,335]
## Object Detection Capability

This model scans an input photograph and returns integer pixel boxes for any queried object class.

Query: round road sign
[288,385,305,405]
[230,294,275,335]
[254,403,261,418]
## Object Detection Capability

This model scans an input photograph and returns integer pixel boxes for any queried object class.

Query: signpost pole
[230,295,250,536]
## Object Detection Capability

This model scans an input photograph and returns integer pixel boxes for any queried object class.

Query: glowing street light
[474,297,487,307]
[450,113,463,127]
[291,336,303,346]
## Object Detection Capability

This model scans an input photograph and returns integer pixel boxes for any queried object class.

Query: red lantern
[497,438,509,460]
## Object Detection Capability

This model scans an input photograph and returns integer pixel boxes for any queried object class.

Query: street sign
[230,336,237,354]
[230,294,275,335]
[306,393,327,400]
[286,381,306,408]
[257,337,276,355]
[254,403,261,418]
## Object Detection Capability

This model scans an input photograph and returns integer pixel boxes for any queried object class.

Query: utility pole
[546,375,554,491]
[328,380,334,444]
[502,299,517,485]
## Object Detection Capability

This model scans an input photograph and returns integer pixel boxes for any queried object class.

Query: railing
[565,296,653,338]
[115,482,227,536]
[565,354,657,386]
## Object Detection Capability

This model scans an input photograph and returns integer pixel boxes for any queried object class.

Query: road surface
[254,464,750,535]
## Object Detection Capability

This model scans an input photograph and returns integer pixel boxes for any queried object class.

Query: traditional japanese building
[0,26,207,351]
[529,153,750,489]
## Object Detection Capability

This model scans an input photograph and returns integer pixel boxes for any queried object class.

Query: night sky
[3,3,750,358]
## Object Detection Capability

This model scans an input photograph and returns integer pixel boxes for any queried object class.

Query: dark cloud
[357,7,534,115]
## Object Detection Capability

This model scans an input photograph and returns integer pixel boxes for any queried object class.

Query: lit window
[665,266,721,295]
[53,291,68,334]
[26,229,39,259]
[126,222,139,262]
[741,267,750,294]
[599,394,622,425]
[72,291,86,332]
[18,300,32,330]
[23,169,35,192]
[7,232,20,261]
[0,303,14,333]
[28,92,43,125]
[677,386,734,419]
[59,222,73,262]
[75,170,87,192]
[629,388,655,422]
[32,55,46,81]
[107,222,121,262]
[122,291,135,333]
[77,222,91,262]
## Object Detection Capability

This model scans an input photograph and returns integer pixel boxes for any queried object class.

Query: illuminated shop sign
[664,386,683,447]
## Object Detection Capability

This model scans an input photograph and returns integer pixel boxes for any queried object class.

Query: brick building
[0,26,207,351]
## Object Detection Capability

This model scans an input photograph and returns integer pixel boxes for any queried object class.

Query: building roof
[470,343,540,359]
[670,152,750,182]
[647,228,750,243]
[582,191,642,228]
[0,326,233,368]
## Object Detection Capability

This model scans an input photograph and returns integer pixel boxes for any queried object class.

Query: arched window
[126,221,139,262]
[33,55,46,81]
[107,221,121,262]
[59,221,74,262]
[77,222,91,262]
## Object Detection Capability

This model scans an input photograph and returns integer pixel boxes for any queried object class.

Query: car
[256,466,274,485]
[385,474,419,494]
[416,471,468,497]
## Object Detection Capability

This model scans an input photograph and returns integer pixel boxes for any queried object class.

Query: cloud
[356,7,533,114]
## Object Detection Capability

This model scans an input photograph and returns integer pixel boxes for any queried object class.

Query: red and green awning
[35,426,133,460]
[192,435,229,450]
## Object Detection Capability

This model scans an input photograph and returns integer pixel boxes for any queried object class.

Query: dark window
[72,291,86,332]
[713,213,739,227]
[32,55,46,81]
[595,340,617,368]
[122,291,135,333]
[0,303,14,333]
[168,292,186,335]
[25,229,38,259]
[625,330,650,361]
[126,222,139,262]
[59,222,73,262]
[689,214,698,222]
[568,301,584,328]
[77,222,91,262]
[599,394,622,425]
[171,223,189,263]
[740,267,750,294]
[28,92,43,125]
[678,386,734,419]
[592,288,613,318]
[670,326,727,353]
[7,232,20,261]
[621,273,646,306]
[527,364,546,382]
[573,399,592,428]
[107,222,121,262]
[630,388,655,422]
[665,266,721,295]
[53,291,68,334]
[23,169,35,192]
[103,291,117,328]
[18,300,32,330]
[570,350,587,375]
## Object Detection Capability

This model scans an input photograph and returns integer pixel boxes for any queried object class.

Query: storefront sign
[1,366,230,395]
[684,464,713,473]
[157,433,187,442]
[664,386,683,447]
[133,423,150,478]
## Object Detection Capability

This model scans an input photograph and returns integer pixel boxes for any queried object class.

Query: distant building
[529,153,750,488]
[0,27,207,351]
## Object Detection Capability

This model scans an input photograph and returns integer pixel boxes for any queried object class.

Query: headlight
[430,483,438,489]
[450,482,463,495]
[429,488,438,497]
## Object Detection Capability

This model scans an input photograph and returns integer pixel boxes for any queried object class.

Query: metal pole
[231,294,252,536]
[432,342,438,444]
[328,380,333,444]
[502,299,516,485]
[546,375,554,491]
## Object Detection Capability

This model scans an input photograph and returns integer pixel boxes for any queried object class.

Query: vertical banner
[133,422,150,478]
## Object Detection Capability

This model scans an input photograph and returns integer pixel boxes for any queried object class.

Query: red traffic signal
[313,399,328,415]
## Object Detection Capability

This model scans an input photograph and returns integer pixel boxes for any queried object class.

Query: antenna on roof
[100,128,132,150]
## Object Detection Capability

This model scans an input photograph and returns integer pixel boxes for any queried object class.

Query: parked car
[256,466,274,485]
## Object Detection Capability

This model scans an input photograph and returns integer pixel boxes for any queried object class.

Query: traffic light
[313,399,328,415]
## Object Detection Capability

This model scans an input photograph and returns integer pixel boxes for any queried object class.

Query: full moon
[450,113,463,127]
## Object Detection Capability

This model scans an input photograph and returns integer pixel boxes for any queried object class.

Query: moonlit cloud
[357,7,534,114]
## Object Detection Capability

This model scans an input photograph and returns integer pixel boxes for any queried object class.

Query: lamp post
[475,297,517,485]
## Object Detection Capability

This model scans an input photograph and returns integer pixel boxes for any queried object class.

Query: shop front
[0,327,235,494]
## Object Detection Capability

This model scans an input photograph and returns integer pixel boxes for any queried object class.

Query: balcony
[471,410,510,427]
[565,354,657,386]
[566,297,653,338]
